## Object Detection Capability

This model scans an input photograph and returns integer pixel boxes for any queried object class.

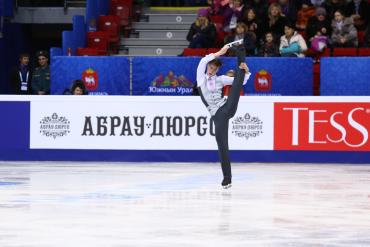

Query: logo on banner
[231,113,263,139]
[149,71,194,95]
[274,103,370,151]
[40,113,70,139]
[82,68,98,91]
[254,70,272,92]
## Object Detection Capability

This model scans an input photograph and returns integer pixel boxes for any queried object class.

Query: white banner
[30,96,274,150]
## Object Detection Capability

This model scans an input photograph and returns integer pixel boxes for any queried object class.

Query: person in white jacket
[279,23,308,57]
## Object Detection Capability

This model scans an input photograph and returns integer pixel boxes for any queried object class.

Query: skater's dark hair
[208,59,222,68]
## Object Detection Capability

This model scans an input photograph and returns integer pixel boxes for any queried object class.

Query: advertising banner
[274,102,370,151]
[30,97,274,150]
[132,57,313,96]
[320,58,370,96]
[51,56,130,95]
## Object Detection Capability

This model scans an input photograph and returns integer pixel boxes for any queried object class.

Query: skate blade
[222,184,232,189]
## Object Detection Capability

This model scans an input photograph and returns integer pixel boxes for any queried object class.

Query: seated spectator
[296,1,316,31]
[364,24,370,47]
[323,0,346,19]
[265,3,289,40]
[331,10,358,47]
[244,0,269,23]
[11,53,33,95]
[306,7,331,52]
[279,23,308,57]
[241,8,263,41]
[186,9,217,48]
[71,80,88,95]
[32,51,50,95]
[224,22,257,56]
[278,0,298,23]
[344,0,369,31]
[222,0,244,32]
[207,0,230,15]
[258,31,280,56]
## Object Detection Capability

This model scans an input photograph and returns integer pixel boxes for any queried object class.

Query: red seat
[76,48,99,56]
[332,48,357,56]
[206,48,219,54]
[223,86,244,96]
[313,63,320,96]
[111,0,132,26]
[182,48,207,56]
[358,31,365,46]
[98,15,121,53]
[98,15,120,42]
[210,15,226,47]
[87,31,109,55]
[358,48,370,56]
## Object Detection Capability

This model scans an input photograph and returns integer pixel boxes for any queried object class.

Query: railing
[14,0,86,10]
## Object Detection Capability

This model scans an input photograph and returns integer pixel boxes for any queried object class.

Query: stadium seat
[98,15,121,53]
[223,85,244,96]
[87,31,110,55]
[182,48,207,56]
[332,48,357,56]
[206,48,219,54]
[358,31,365,46]
[210,15,226,47]
[358,48,370,56]
[110,0,132,30]
[76,47,100,56]
[313,63,320,96]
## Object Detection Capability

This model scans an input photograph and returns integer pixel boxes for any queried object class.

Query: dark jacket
[32,65,51,94]
[224,32,257,56]
[306,16,332,41]
[344,0,370,30]
[10,65,33,95]
[186,21,217,48]
[258,42,280,57]
[266,16,289,41]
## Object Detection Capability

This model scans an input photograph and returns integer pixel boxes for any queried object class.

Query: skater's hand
[214,45,230,57]
[239,63,249,73]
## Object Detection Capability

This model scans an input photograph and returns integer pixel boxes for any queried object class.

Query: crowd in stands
[186,0,370,57]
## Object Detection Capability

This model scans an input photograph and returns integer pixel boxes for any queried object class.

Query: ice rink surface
[0,162,370,247]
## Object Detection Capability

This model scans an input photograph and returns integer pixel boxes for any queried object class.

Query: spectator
[207,0,230,15]
[186,9,217,48]
[222,0,244,32]
[364,24,370,47]
[241,8,263,41]
[296,1,316,31]
[10,53,33,95]
[280,23,308,57]
[278,0,298,23]
[224,22,257,55]
[344,0,369,31]
[71,80,88,95]
[266,3,289,40]
[258,31,280,56]
[331,10,358,47]
[32,51,50,95]
[306,7,332,40]
[244,0,269,23]
[306,7,331,52]
[323,0,346,19]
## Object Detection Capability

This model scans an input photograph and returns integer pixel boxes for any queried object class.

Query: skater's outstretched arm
[196,45,229,87]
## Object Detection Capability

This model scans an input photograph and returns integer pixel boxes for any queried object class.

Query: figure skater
[196,43,251,189]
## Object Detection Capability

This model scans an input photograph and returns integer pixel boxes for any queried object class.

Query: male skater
[196,44,251,189]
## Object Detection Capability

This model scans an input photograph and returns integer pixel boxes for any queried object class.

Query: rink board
[0,96,370,163]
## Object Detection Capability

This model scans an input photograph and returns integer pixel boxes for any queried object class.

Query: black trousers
[212,48,246,180]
